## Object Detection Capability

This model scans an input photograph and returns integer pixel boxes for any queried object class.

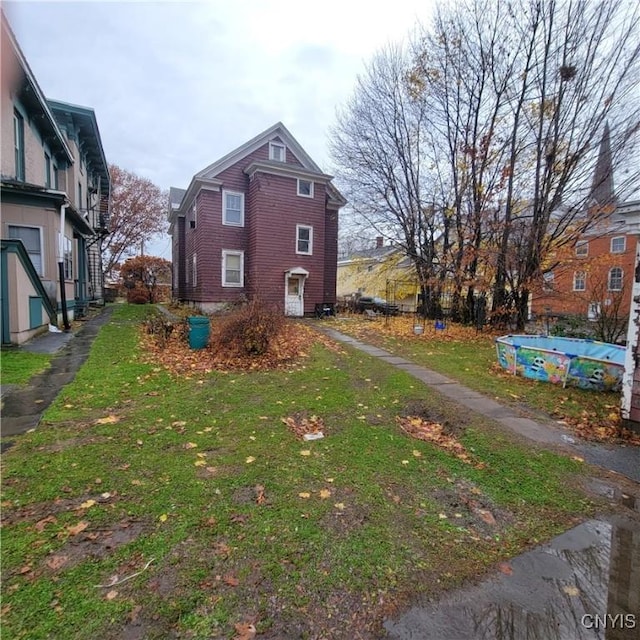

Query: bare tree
[103,165,167,280]
[330,45,444,316]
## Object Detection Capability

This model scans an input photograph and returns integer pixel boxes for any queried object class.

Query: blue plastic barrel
[188,316,210,349]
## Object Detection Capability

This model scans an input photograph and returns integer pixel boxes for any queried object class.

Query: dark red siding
[182,139,338,311]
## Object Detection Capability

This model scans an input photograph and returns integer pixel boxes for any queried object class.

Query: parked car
[355,296,399,315]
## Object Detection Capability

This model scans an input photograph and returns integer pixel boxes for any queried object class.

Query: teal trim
[29,296,42,329]
[1,239,57,327]
[1,250,10,344]
[76,236,88,303]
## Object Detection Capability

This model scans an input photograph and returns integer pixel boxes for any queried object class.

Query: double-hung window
[573,271,586,291]
[13,110,25,181]
[222,250,244,287]
[610,236,626,253]
[608,267,623,291]
[575,240,588,257]
[192,254,197,286]
[9,225,42,275]
[296,225,313,255]
[223,191,244,226]
[63,236,73,280]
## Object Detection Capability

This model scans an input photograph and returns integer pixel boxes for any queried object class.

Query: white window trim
[191,201,197,229]
[296,224,313,255]
[192,253,197,286]
[269,141,286,162]
[573,271,586,292]
[297,178,314,198]
[610,236,626,253]
[222,249,244,287]
[575,240,588,257]
[222,190,245,227]
[608,267,623,291]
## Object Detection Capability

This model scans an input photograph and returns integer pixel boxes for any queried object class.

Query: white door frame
[284,267,309,317]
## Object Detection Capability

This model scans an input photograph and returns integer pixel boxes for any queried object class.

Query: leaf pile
[141,320,335,375]
[282,413,326,439]
[397,416,485,468]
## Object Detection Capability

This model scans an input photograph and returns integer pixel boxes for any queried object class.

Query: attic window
[269,141,286,162]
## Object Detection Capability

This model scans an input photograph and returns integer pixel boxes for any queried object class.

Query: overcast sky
[6,0,434,257]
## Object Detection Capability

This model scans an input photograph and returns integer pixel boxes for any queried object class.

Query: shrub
[218,299,285,356]
[127,287,150,304]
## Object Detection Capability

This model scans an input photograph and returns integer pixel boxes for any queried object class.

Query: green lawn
[1,305,595,639]
[1,349,52,385]
[327,315,621,434]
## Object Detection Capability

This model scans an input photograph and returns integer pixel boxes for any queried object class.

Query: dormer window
[269,141,286,162]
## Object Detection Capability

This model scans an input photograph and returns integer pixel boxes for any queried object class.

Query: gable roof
[196,122,323,179]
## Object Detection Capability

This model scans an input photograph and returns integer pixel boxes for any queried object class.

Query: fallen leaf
[46,555,68,570]
[562,585,580,596]
[298,492,311,499]
[233,621,257,640]
[334,502,345,510]
[79,499,96,509]
[95,415,119,425]
[319,489,331,499]
[159,514,168,523]
[245,456,256,464]
[223,573,239,587]
[105,590,118,600]
[67,521,89,536]
[498,562,513,575]
[412,449,422,457]
[34,515,57,532]
[194,460,206,467]
[300,450,311,456]
[401,460,409,465]
[185,442,198,449]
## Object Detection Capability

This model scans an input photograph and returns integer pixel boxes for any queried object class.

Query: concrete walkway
[320,326,640,484]
[1,306,114,445]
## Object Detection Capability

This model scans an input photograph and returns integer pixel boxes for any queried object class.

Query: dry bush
[127,287,150,304]
[217,299,285,356]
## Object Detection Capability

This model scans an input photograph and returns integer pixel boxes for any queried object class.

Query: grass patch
[328,315,623,439]
[0,304,595,639]
[1,349,52,385]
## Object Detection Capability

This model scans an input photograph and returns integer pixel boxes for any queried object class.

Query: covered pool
[495,335,625,392]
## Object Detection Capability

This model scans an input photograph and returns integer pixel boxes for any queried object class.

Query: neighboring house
[530,201,640,322]
[337,237,419,312]
[168,123,346,316]
[0,12,110,344]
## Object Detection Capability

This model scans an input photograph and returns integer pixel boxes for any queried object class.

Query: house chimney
[376,236,384,249]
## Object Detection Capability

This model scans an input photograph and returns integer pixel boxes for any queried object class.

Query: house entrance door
[285,275,304,316]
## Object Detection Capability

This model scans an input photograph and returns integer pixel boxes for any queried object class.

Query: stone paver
[319,324,640,483]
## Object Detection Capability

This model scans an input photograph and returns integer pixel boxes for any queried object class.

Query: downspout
[58,201,71,331]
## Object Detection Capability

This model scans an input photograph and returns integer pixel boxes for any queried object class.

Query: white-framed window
[588,302,601,321]
[573,271,586,291]
[190,200,197,229]
[222,190,244,226]
[575,240,588,257]
[63,236,73,280]
[269,141,286,162]
[542,271,554,291]
[192,253,197,286]
[296,224,313,255]
[9,225,43,275]
[610,236,626,253]
[608,267,623,291]
[297,179,314,198]
[222,250,244,287]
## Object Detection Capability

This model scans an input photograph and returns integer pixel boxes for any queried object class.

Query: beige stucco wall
[6,252,49,344]
[1,202,76,290]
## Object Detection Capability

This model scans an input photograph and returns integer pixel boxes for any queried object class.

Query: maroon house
[168,123,346,316]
